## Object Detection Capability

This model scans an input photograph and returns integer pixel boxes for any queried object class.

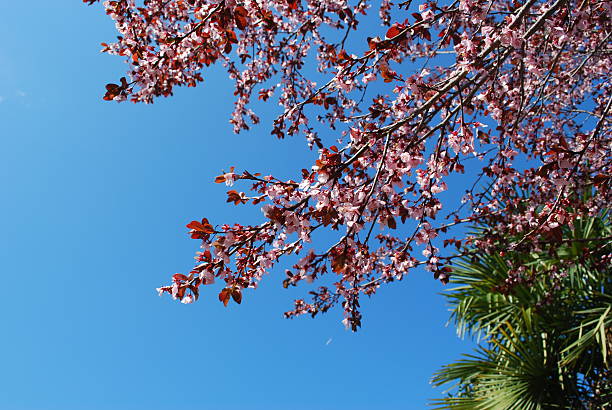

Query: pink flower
[362,73,376,84]
[500,27,522,48]
[224,172,236,186]
[199,271,215,285]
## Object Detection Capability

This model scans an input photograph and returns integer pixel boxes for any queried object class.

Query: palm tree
[431,211,611,409]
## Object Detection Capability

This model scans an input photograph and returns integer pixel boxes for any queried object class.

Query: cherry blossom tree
[86,0,611,330]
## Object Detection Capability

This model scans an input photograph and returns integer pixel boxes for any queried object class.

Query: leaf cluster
[431,212,612,409]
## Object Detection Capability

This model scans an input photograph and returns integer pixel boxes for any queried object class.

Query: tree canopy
[86,0,611,329]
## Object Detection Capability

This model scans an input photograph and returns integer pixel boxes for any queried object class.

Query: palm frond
[431,210,611,409]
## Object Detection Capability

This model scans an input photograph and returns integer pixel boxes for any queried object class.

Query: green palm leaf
[431,208,611,409]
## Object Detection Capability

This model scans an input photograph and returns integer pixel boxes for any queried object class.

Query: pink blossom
[85,0,612,330]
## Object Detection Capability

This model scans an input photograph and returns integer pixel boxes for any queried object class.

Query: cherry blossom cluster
[86,0,611,330]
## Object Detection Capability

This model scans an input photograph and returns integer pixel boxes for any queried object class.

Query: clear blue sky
[0,2,473,409]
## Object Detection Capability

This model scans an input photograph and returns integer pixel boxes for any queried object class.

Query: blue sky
[0,2,473,409]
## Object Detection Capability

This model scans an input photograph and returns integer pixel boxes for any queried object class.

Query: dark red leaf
[186,220,205,230]
[234,6,248,30]
[386,26,401,39]
[231,289,242,304]
[331,253,347,273]
[219,289,231,307]
[173,273,188,282]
